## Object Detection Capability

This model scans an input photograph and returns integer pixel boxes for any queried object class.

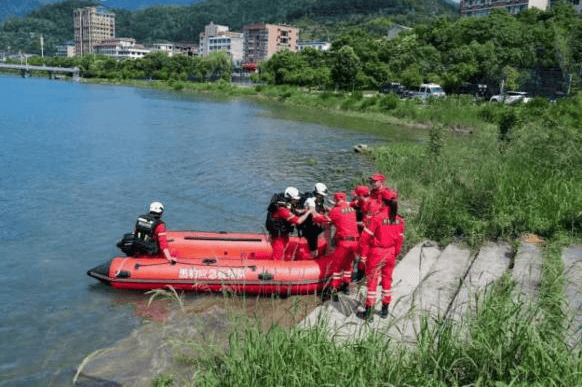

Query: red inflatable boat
[87,230,334,295]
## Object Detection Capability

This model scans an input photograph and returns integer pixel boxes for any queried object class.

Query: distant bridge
[0,63,80,79]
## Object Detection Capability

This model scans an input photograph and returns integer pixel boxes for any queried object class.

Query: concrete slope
[297,240,442,340]
[512,241,543,302]
[563,244,582,347]
[447,242,513,322]
[298,241,538,345]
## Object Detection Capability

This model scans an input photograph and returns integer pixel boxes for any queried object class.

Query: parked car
[378,82,417,98]
[490,91,532,104]
[418,83,446,99]
[379,82,402,94]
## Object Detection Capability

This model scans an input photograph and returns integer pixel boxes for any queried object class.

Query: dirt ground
[129,290,323,330]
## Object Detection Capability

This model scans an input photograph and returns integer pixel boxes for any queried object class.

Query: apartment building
[73,6,115,56]
[242,23,299,65]
[460,0,548,17]
[199,22,229,56]
[198,22,244,65]
[460,0,582,17]
[207,32,244,65]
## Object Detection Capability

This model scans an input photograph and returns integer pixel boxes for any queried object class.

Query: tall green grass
[163,255,581,386]
[371,94,582,246]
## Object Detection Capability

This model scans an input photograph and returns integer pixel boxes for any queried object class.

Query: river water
[0,74,424,385]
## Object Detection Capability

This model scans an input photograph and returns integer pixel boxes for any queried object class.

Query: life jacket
[133,213,163,255]
[265,193,294,236]
[297,192,325,237]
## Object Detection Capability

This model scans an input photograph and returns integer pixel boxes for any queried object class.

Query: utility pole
[41,35,44,57]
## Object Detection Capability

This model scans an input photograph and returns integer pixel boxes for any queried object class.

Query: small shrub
[498,109,520,143]
[379,93,400,110]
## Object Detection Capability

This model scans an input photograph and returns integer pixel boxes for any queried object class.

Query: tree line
[260,3,581,96]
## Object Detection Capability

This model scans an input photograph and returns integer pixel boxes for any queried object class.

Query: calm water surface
[0,74,414,385]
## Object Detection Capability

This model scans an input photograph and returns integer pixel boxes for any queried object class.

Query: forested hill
[0,0,458,56]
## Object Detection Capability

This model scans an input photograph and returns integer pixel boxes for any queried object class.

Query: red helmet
[369,173,385,183]
[351,185,370,197]
[333,191,347,202]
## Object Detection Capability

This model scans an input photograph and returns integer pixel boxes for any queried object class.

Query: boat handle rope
[133,260,258,271]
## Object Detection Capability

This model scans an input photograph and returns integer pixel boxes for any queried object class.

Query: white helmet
[284,187,300,200]
[304,197,316,209]
[314,183,328,196]
[149,201,164,215]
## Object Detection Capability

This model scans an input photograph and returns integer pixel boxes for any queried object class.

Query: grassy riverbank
[74,77,582,386]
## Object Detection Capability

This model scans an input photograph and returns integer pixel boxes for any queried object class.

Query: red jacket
[154,222,169,251]
[328,202,359,240]
[359,213,404,250]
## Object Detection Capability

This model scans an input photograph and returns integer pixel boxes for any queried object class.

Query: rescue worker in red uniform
[133,202,176,263]
[312,191,360,301]
[350,185,370,281]
[364,174,398,220]
[298,183,330,258]
[350,185,370,230]
[359,174,398,272]
[356,191,404,321]
[266,187,314,261]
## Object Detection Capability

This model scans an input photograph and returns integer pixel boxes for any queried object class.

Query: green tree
[331,45,360,91]
[201,51,233,81]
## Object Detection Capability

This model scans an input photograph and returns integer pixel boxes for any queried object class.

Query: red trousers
[270,234,289,261]
[364,246,396,308]
[329,239,358,289]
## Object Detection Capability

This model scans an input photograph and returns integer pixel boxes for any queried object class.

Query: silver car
[490,91,532,104]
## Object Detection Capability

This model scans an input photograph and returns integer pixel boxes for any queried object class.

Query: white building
[148,42,177,57]
[207,32,244,65]
[93,38,151,59]
[199,22,229,56]
[460,0,548,17]
[199,22,243,66]
[298,41,331,52]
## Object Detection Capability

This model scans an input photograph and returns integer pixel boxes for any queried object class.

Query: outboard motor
[116,233,136,256]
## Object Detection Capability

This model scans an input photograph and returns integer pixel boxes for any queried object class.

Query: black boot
[339,282,350,295]
[321,287,332,302]
[356,307,373,321]
[380,303,390,319]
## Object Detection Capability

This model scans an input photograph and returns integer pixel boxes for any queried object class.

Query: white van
[418,83,446,99]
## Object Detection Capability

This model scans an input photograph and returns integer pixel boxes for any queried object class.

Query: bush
[379,93,400,110]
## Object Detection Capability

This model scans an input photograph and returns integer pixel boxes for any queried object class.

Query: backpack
[265,193,294,236]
